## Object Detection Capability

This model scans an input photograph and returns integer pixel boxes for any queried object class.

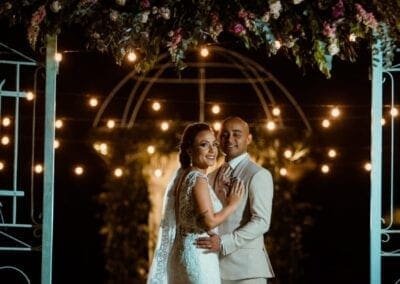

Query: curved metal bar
[0,266,31,283]
[127,62,172,128]
[121,53,170,126]
[0,42,38,64]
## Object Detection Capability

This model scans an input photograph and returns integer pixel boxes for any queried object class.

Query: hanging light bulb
[349,33,357,42]
[381,118,386,126]
[147,145,156,154]
[127,50,137,62]
[328,149,337,158]
[322,119,330,128]
[279,168,287,176]
[390,107,398,117]
[2,117,11,127]
[55,52,63,62]
[211,104,221,114]
[34,164,43,174]
[154,168,163,178]
[321,164,330,174]
[330,107,340,118]
[107,119,116,129]
[74,166,84,176]
[364,162,372,171]
[265,121,276,131]
[152,101,161,111]
[1,136,10,145]
[0,161,4,171]
[54,139,60,149]
[283,150,292,159]
[272,107,281,116]
[161,121,169,131]
[55,119,63,129]
[200,47,209,58]
[26,91,35,101]
[213,121,222,131]
[89,97,99,107]
[114,168,123,177]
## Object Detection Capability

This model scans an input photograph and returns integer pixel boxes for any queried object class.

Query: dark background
[0,25,399,283]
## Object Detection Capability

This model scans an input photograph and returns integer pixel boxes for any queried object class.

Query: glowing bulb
[152,101,161,111]
[272,107,281,116]
[54,139,60,149]
[279,168,287,176]
[211,104,221,114]
[322,119,330,128]
[55,119,63,129]
[55,52,62,62]
[107,119,116,129]
[74,166,84,175]
[213,121,222,131]
[147,145,155,154]
[266,121,276,131]
[200,47,209,57]
[161,121,169,131]
[127,51,137,62]
[328,149,337,158]
[381,118,386,126]
[0,161,4,171]
[349,33,357,42]
[364,162,372,171]
[390,107,398,117]
[114,168,123,177]
[274,40,282,49]
[89,97,99,107]
[283,150,292,159]
[321,164,330,174]
[154,168,163,178]
[26,91,35,101]
[331,107,340,118]
[2,117,11,127]
[1,136,10,145]
[99,143,108,155]
[34,164,43,174]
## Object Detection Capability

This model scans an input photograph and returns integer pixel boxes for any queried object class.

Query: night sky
[0,25,399,283]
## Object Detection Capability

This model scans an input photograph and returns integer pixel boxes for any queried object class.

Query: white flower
[293,0,303,4]
[269,0,282,19]
[140,11,150,23]
[328,42,340,55]
[50,1,62,13]
[160,7,171,20]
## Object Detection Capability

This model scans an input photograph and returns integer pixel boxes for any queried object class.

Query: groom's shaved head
[222,117,250,135]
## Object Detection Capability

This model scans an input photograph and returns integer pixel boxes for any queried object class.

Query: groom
[196,116,274,284]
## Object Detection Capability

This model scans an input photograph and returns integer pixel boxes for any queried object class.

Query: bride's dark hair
[179,122,212,169]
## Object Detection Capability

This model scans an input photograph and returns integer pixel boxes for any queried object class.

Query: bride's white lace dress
[168,170,223,284]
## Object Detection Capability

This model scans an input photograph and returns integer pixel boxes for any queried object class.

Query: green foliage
[1,0,400,76]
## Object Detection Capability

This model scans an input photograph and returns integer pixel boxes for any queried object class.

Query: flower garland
[1,0,399,77]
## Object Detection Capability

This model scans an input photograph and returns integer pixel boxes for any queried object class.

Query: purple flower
[332,0,344,19]
[230,22,246,35]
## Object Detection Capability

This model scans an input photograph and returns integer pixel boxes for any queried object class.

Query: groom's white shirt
[209,153,274,280]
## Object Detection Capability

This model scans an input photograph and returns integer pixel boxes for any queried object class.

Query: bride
[147,122,244,284]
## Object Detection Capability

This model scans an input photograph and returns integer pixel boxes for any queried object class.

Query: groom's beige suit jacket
[209,154,274,280]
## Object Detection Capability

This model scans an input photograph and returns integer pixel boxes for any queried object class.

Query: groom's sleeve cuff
[220,234,235,256]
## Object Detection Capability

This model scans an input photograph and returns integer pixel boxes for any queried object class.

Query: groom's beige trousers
[222,278,267,284]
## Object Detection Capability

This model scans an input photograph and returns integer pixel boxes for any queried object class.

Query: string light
[107,119,116,129]
[55,119,63,129]
[1,136,10,145]
[364,162,372,171]
[266,121,276,131]
[321,164,330,174]
[74,166,84,176]
[161,121,169,131]
[2,117,11,127]
[283,149,292,159]
[34,164,43,174]
[330,107,340,118]
[152,101,161,111]
[200,47,209,58]
[328,149,337,158]
[99,143,108,155]
[26,91,35,101]
[55,52,63,62]
[89,97,99,107]
[272,107,281,116]
[390,107,398,117]
[127,51,137,62]
[213,121,222,131]
[0,161,4,171]
[154,168,163,178]
[147,145,156,154]
[54,139,60,149]
[279,168,287,176]
[322,119,331,128]
[381,118,386,126]
[211,104,221,114]
[114,168,123,177]
[349,33,357,42]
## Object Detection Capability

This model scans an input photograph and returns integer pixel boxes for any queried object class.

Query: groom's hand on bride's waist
[195,232,221,252]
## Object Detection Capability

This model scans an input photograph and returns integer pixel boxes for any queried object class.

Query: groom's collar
[227,153,248,170]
